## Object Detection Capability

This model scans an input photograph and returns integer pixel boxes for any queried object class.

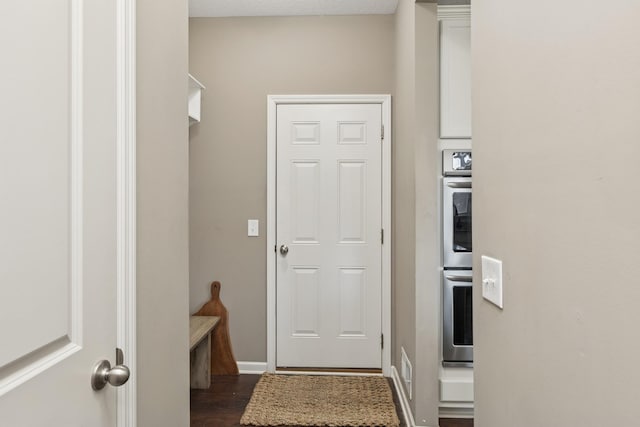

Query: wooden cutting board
[194,281,239,375]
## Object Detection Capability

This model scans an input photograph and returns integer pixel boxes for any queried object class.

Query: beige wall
[473,1,640,426]
[188,15,394,362]
[413,3,440,426]
[137,0,190,425]
[393,2,440,424]
[392,0,417,415]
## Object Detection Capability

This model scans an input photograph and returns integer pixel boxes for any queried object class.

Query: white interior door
[0,1,121,424]
[276,104,383,369]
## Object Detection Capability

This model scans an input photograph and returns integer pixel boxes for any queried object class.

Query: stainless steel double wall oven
[442,150,473,365]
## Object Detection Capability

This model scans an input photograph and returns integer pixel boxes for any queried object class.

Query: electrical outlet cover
[248,219,259,237]
[481,255,503,309]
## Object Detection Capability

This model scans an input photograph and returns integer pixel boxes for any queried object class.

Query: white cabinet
[188,74,205,126]
[440,18,471,139]
[439,366,474,415]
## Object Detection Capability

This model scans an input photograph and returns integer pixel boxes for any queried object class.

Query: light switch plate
[481,255,503,309]
[247,219,259,237]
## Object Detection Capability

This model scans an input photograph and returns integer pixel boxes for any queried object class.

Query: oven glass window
[452,152,472,171]
[453,286,473,346]
[452,192,472,252]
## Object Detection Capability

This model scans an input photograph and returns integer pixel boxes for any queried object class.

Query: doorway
[266,95,392,375]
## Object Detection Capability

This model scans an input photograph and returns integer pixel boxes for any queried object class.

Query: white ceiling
[189,0,399,18]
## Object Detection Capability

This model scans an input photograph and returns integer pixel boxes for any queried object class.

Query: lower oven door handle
[446,181,472,189]
[445,275,473,282]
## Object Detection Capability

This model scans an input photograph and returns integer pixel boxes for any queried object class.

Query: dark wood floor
[190,374,472,427]
[440,419,474,427]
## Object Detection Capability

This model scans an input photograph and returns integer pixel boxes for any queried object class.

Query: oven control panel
[443,150,472,176]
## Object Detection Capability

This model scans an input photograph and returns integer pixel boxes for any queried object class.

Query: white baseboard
[276,370,382,377]
[391,365,417,427]
[237,361,267,374]
[391,366,437,427]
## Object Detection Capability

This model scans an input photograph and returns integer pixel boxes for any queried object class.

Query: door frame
[266,95,391,376]
[116,0,137,425]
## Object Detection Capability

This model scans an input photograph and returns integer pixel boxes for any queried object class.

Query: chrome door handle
[280,245,289,256]
[91,359,130,390]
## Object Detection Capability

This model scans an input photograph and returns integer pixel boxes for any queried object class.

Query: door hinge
[381,124,384,141]
[381,334,384,349]
[381,229,384,244]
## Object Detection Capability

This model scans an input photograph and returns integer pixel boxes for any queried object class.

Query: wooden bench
[189,315,220,389]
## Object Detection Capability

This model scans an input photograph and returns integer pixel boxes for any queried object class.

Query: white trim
[276,370,383,377]
[266,95,392,376]
[237,362,268,375]
[188,73,206,90]
[0,343,81,396]
[116,0,136,426]
[392,365,439,427]
[437,5,471,20]
[439,378,474,404]
[380,96,392,378]
[69,0,84,350]
[392,366,416,427]
[266,97,276,373]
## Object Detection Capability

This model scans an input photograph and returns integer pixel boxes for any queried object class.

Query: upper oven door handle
[445,275,473,282]
[446,181,472,189]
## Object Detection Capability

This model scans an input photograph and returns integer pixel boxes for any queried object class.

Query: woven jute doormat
[240,373,400,427]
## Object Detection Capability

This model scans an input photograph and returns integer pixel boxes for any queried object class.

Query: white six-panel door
[0,1,121,424]
[276,104,382,369]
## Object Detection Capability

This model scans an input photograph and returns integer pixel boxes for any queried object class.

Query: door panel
[0,0,119,424]
[338,122,367,144]
[0,1,73,370]
[291,161,320,242]
[292,268,321,336]
[338,268,367,336]
[338,161,367,242]
[276,104,382,369]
